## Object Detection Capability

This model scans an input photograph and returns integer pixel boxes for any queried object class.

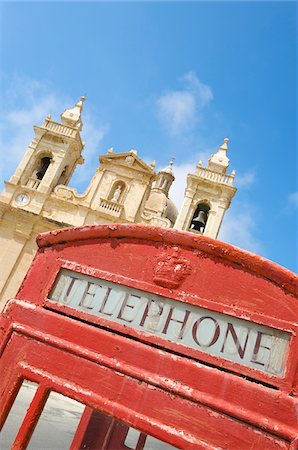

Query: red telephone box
[0,224,297,449]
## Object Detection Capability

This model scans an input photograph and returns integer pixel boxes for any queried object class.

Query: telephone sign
[0,224,297,449]
[51,269,290,376]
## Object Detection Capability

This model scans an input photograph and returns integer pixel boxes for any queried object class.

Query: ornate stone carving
[54,185,74,200]
[125,155,134,166]
[153,246,192,289]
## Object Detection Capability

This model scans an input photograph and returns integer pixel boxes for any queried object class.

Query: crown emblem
[153,247,192,289]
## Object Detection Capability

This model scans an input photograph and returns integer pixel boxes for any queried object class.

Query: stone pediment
[99,150,155,174]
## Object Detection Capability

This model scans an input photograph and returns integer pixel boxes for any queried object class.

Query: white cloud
[219,205,266,256]
[168,150,212,209]
[182,71,213,107]
[169,162,193,208]
[157,91,196,136]
[236,170,256,188]
[75,116,109,187]
[156,71,213,136]
[288,191,298,207]
[227,175,259,254]
[0,75,108,189]
[1,79,66,167]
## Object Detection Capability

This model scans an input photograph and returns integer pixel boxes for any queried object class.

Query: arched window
[25,154,53,189]
[36,156,52,180]
[189,203,210,233]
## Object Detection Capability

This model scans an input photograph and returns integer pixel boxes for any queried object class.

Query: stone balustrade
[43,119,76,138]
[98,198,123,217]
[26,177,41,190]
[195,167,235,185]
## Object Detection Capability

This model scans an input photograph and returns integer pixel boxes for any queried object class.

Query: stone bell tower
[1,97,85,216]
[0,97,85,304]
[174,138,236,239]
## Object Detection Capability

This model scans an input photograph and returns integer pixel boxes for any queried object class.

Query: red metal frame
[1,224,297,449]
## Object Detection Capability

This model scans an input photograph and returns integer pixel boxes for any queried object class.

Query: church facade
[0,97,237,310]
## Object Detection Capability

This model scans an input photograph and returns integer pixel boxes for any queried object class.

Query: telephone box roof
[36,224,297,296]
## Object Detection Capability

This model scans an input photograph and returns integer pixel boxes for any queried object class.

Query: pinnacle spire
[207,137,230,174]
[221,137,229,151]
[60,95,86,130]
[160,157,175,176]
[76,96,86,108]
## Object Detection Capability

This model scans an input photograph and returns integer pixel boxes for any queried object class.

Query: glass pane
[1,382,178,450]
[144,434,178,449]
[0,380,38,450]
[27,391,85,450]
[124,427,142,448]
[124,425,179,450]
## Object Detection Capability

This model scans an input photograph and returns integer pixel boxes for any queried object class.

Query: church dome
[164,198,178,224]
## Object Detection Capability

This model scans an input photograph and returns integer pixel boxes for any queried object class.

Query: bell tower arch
[189,202,211,233]
[6,97,85,204]
[174,138,237,239]
[0,97,86,305]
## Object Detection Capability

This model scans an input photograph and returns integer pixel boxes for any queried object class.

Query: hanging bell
[192,210,207,230]
[36,157,51,180]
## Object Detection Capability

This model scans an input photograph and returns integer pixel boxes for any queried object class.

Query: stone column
[174,192,194,230]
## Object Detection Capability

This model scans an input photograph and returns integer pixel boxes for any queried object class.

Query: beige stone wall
[0,211,59,307]
[0,149,157,311]
[0,100,236,312]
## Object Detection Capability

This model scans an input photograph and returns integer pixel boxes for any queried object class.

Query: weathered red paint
[0,224,297,449]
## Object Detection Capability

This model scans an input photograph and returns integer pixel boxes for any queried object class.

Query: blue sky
[0,1,297,272]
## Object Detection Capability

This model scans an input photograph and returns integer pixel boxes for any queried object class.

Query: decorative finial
[169,156,175,167]
[231,169,236,176]
[207,137,230,173]
[150,160,156,169]
[107,147,114,154]
[160,157,175,175]
[61,96,85,130]
[130,149,138,155]
[75,96,86,109]
[221,137,229,151]
[46,114,52,120]
[195,160,203,174]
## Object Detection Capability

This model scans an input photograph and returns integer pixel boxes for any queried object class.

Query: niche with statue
[109,181,126,203]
